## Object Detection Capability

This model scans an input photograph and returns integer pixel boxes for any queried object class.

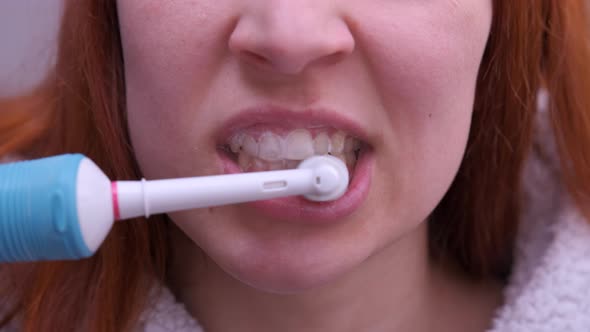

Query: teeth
[330,132,346,154]
[258,133,283,161]
[285,129,314,160]
[242,135,258,156]
[285,160,300,169]
[227,128,363,172]
[268,160,286,170]
[344,136,360,152]
[345,152,356,168]
[252,158,266,170]
[238,151,358,172]
[331,152,344,161]
[240,158,287,172]
[238,152,252,170]
[230,133,245,153]
[313,133,331,155]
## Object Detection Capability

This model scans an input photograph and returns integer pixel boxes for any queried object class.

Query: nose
[228,2,355,75]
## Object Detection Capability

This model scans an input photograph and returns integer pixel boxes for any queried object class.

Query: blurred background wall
[0,0,63,97]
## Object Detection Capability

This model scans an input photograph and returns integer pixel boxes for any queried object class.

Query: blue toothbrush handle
[0,154,113,262]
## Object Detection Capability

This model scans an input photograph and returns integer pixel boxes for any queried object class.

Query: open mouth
[213,108,374,222]
[219,127,365,175]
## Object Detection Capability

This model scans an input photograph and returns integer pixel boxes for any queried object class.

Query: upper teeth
[285,129,315,160]
[228,129,361,162]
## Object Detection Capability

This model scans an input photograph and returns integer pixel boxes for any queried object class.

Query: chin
[219,246,371,294]
[185,213,377,294]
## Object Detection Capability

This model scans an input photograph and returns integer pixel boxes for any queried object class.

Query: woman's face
[118,1,492,292]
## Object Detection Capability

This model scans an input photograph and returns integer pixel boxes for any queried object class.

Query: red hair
[1,1,589,331]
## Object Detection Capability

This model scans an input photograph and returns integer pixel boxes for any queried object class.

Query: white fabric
[138,287,203,332]
[489,201,590,331]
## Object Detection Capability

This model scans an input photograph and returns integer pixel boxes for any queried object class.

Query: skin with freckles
[117,1,500,331]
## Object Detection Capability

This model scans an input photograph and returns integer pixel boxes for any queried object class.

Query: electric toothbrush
[0,154,349,262]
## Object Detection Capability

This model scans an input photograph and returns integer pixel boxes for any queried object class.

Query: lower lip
[218,150,374,223]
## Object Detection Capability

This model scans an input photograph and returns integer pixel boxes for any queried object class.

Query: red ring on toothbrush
[111,182,121,221]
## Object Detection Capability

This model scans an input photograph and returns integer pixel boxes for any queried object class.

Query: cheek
[118,1,224,97]
[363,4,491,116]
[117,1,233,178]
[360,3,491,222]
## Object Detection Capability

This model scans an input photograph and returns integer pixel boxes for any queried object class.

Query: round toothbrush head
[298,155,349,202]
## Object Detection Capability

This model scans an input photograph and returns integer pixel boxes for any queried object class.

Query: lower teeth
[235,151,359,173]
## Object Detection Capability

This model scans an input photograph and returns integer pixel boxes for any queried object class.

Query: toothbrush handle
[115,168,317,220]
[0,154,113,262]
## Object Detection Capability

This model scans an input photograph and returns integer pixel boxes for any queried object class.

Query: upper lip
[215,105,372,146]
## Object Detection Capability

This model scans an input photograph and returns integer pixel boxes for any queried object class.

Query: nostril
[315,50,350,68]
[241,50,270,67]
